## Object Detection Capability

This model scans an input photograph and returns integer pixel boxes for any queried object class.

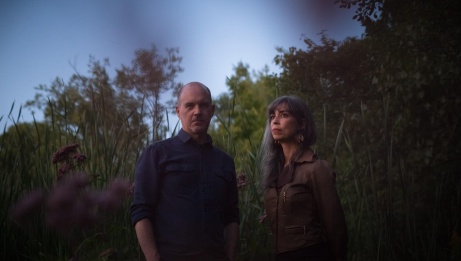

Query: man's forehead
[182,98,211,104]
[180,93,212,105]
[179,85,211,102]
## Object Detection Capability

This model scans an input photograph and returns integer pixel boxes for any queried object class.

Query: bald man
[131,82,240,261]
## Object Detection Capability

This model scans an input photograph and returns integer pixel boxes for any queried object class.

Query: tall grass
[214,110,273,260]
[1,103,143,260]
[331,100,461,261]
[1,96,460,261]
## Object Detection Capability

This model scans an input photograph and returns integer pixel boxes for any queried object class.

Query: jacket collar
[294,148,317,164]
[274,148,317,189]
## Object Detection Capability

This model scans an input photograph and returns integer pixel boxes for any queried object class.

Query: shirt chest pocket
[164,164,197,196]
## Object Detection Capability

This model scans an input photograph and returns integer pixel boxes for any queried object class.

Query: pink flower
[51,143,79,164]
[68,172,90,189]
[236,173,248,189]
[10,189,46,224]
[72,153,87,163]
[96,191,121,212]
[51,143,87,179]
[259,211,268,223]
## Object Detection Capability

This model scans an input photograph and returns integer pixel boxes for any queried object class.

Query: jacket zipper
[283,190,286,215]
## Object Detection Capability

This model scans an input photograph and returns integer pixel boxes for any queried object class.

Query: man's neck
[189,133,208,145]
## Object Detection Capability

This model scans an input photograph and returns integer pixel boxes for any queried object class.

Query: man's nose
[193,105,201,115]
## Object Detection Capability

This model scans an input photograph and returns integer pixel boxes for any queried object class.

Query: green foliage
[275,0,461,260]
[235,149,273,261]
[210,62,278,171]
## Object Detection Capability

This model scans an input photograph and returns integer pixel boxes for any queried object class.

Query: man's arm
[224,222,239,261]
[135,218,160,261]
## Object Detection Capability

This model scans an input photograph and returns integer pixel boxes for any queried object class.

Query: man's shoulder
[156,135,177,145]
[144,136,178,151]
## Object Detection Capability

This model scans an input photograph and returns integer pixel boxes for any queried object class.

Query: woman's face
[270,103,301,143]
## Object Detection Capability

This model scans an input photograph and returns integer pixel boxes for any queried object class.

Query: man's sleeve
[222,159,240,225]
[130,144,162,226]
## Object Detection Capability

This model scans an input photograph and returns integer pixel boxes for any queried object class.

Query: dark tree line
[272,0,461,259]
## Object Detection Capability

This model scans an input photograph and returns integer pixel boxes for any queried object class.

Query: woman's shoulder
[296,148,317,163]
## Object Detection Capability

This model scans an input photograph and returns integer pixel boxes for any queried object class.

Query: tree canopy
[272,0,461,259]
[25,45,183,144]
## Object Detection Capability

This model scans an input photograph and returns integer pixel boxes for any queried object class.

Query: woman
[261,96,347,261]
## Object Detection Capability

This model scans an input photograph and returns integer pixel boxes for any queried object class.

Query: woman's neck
[281,142,301,166]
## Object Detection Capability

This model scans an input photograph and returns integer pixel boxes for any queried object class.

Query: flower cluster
[51,143,87,179]
[11,173,131,234]
[9,189,46,225]
[47,174,131,232]
[259,211,268,223]
[11,143,131,236]
[236,173,248,189]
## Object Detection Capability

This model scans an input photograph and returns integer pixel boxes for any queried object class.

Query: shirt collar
[178,129,213,147]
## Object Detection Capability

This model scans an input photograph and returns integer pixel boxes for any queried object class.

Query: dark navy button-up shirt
[130,129,240,256]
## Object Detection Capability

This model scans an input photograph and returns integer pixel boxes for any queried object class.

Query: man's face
[176,84,215,139]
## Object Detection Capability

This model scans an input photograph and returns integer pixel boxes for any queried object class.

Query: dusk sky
[0,0,363,128]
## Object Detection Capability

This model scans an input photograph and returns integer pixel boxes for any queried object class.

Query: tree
[25,56,152,179]
[274,1,461,259]
[25,43,184,162]
[210,62,278,170]
[26,57,148,140]
[274,34,373,158]
[115,45,183,141]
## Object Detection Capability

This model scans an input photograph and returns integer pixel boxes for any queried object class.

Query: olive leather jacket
[264,149,347,261]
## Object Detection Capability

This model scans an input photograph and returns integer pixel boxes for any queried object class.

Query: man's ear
[211,104,216,115]
[175,106,180,117]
